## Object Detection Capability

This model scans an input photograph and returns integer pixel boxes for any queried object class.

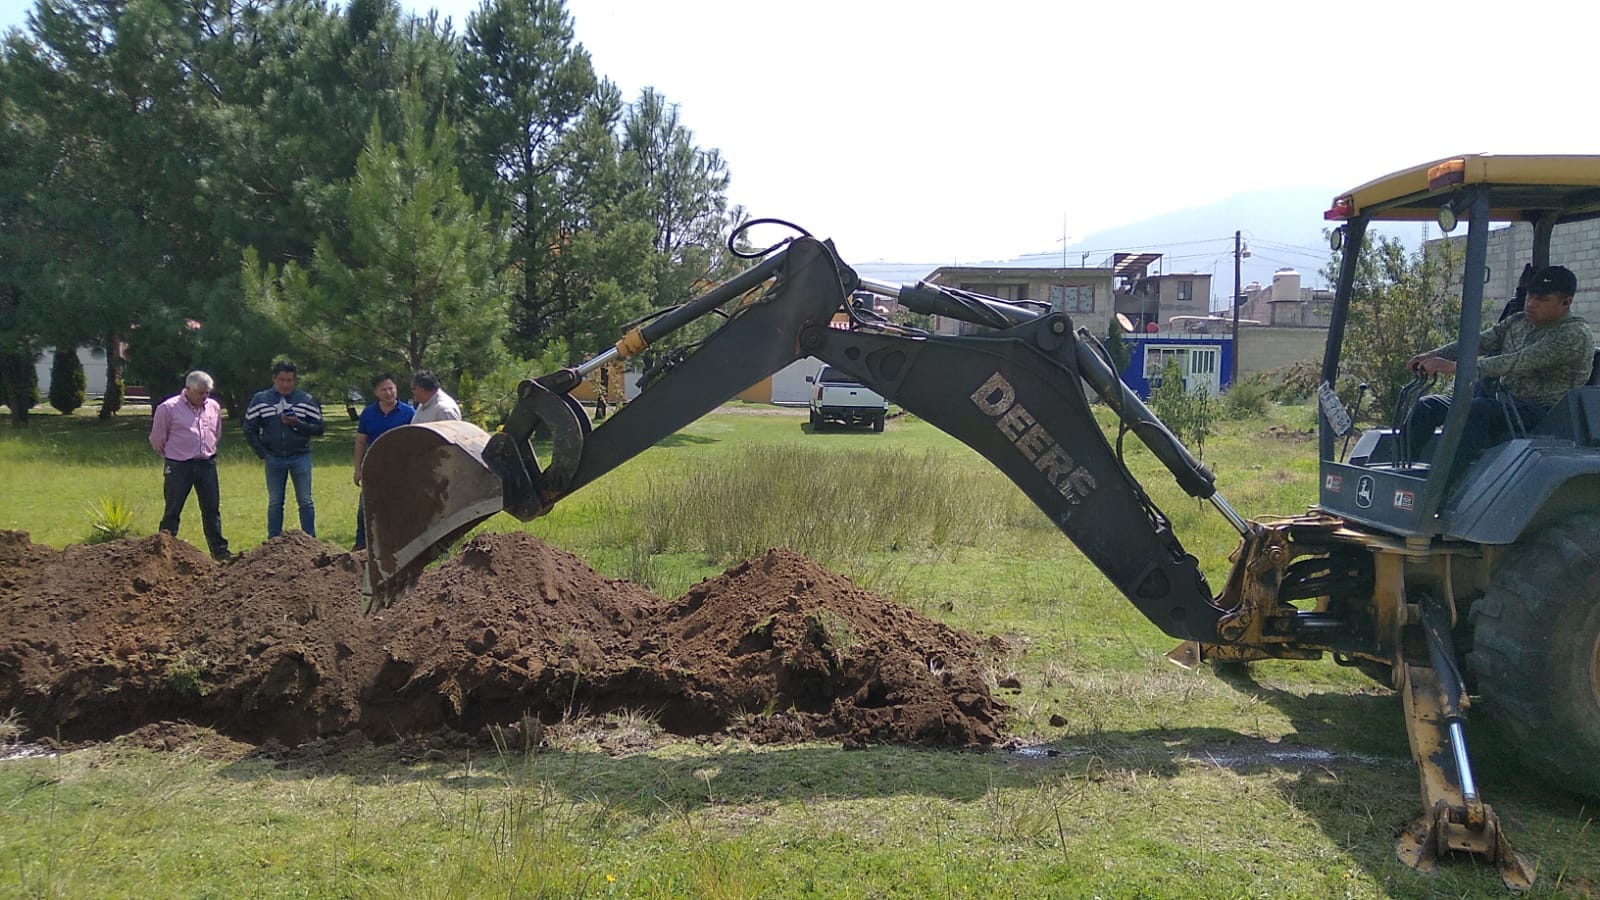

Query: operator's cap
[1528,265,1578,297]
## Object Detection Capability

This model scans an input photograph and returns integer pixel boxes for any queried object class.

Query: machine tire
[872,413,885,433]
[1467,513,1600,800]
[808,409,818,430]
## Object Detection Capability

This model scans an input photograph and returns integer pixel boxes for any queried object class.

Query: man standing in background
[351,372,413,552]
[243,361,324,537]
[410,370,462,424]
[149,370,232,561]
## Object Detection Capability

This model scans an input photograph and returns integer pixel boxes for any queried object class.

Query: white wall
[34,346,109,396]
[770,357,822,405]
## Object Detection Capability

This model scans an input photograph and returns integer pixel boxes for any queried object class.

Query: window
[1049,284,1095,313]
[1176,280,1193,301]
[1145,345,1220,392]
[816,367,863,386]
[1145,347,1187,380]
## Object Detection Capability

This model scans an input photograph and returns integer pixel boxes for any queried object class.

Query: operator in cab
[1404,265,1594,475]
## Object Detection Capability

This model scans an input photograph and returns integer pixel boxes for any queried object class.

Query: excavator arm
[361,236,1244,644]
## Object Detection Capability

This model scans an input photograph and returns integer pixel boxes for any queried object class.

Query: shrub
[85,496,137,543]
[461,351,559,432]
[1104,317,1132,375]
[0,349,40,421]
[48,348,87,415]
[1259,359,1372,425]
[164,652,211,698]
[1221,373,1271,420]
[1264,360,1321,403]
[1148,360,1214,457]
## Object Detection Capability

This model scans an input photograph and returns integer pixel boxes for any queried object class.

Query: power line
[1252,238,1333,254]
[1011,235,1239,261]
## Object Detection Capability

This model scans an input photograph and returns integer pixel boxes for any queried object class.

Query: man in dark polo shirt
[351,372,414,552]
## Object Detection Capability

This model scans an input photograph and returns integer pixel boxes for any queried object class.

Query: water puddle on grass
[1007,744,1094,761]
[0,743,57,762]
[1003,741,1396,771]
[1185,746,1391,769]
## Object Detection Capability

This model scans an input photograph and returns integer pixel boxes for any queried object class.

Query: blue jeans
[265,452,315,537]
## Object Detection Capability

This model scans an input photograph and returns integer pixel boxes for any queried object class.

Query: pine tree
[621,88,734,309]
[460,0,608,353]
[247,88,512,385]
[48,348,86,415]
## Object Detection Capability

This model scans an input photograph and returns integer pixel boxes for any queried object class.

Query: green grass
[1,400,1596,897]
[0,405,370,550]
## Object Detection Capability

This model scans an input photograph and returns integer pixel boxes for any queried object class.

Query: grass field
[1,402,1596,897]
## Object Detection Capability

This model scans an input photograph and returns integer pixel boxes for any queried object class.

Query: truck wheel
[808,410,818,430]
[872,413,885,433]
[1467,513,1600,800]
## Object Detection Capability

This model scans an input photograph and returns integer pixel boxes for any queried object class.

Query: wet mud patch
[1004,735,1405,774]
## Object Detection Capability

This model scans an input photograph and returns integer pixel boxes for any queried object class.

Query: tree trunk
[100,336,124,420]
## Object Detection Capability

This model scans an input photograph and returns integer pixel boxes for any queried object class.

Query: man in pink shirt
[149,370,233,561]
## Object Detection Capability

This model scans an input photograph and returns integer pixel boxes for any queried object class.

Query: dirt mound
[0,531,1007,749]
[0,532,214,737]
[0,530,53,573]
[370,532,661,736]
[654,549,1004,747]
[180,532,376,743]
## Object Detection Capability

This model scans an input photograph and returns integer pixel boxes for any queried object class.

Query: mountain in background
[855,185,1429,310]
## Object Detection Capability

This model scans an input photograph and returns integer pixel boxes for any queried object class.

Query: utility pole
[1231,229,1242,385]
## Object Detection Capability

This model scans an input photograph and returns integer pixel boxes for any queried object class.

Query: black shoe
[351,543,366,553]
[212,550,238,563]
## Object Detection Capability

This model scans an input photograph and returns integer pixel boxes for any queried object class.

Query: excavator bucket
[360,420,505,610]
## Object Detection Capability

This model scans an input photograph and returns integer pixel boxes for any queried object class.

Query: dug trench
[0,530,1006,750]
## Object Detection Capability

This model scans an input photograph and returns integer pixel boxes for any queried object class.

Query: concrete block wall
[1235,326,1325,377]
[1474,220,1600,321]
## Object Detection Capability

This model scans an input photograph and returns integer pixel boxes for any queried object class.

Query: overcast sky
[6,0,1599,264]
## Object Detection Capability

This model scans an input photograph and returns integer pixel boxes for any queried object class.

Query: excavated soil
[0,530,1005,749]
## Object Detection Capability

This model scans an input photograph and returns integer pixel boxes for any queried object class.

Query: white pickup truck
[807,365,888,432]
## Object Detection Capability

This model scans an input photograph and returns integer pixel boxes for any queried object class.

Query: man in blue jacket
[243,361,325,537]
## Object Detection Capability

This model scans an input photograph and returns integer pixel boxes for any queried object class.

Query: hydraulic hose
[1073,328,1217,502]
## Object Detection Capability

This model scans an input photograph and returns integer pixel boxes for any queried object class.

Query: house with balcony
[1110,253,1213,334]
[923,264,1117,335]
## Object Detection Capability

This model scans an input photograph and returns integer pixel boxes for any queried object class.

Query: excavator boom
[361,236,1234,644]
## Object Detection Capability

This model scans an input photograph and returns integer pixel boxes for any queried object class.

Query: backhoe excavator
[360,156,1600,889]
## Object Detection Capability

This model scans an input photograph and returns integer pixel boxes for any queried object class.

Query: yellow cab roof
[1325,154,1600,224]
